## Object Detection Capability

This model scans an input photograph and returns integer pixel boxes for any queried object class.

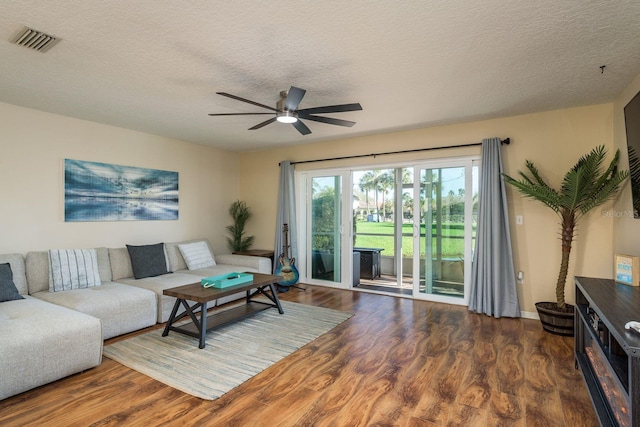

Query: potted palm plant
[226,200,255,252]
[503,145,628,335]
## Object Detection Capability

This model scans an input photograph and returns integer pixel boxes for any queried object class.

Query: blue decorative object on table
[201,272,253,288]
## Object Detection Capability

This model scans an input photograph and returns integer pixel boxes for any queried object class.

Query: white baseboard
[520,310,539,320]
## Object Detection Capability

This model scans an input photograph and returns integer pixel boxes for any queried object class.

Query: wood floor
[0,285,598,426]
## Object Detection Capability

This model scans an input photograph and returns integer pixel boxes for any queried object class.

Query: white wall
[0,102,239,255]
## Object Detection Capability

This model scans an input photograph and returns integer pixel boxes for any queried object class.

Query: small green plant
[226,200,254,252]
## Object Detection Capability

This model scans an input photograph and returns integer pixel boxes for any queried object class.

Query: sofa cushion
[32,282,157,339]
[0,263,24,302]
[215,253,272,274]
[165,239,216,272]
[117,272,202,323]
[0,254,28,295]
[26,249,112,295]
[126,243,168,279]
[48,249,101,292]
[178,241,216,270]
[108,247,134,281]
[0,296,103,400]
[95,247,113,282]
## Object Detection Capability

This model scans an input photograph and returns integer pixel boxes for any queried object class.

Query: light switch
[516,215,523,225]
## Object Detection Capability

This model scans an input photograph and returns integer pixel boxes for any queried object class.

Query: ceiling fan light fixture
[276,111,298,124]
[210,86,362,135]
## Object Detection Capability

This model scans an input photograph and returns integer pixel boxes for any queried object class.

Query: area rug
[103,301,352,400]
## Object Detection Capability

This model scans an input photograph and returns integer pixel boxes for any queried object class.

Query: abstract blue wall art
[64,159,179,222]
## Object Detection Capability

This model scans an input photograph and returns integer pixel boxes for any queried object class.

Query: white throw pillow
[178,241,216,270]
[49,249,102,292]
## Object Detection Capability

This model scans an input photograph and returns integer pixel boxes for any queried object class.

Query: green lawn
[354,221,468,258]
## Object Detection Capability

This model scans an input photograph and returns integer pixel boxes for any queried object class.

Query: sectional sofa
[0,239,270,400]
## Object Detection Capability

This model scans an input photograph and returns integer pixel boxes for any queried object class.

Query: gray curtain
[469,138,521,318]
[273,161,298,274]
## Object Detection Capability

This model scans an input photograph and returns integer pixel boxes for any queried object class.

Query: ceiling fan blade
[285,86,306,111]
[297,113,356,127]
[249,117,277,130]
[216,92,277,112]
[292,120,311,135]
[297,103,363,115]
[208,113,273,116]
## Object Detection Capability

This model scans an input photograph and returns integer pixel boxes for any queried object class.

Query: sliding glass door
[297,158,477,302]
[413,160,477,304]
[302,172,352,286]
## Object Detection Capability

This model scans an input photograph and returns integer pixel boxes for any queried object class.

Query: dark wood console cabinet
[574,276,640,427]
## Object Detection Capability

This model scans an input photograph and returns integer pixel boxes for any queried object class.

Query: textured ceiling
[1,1,640,151]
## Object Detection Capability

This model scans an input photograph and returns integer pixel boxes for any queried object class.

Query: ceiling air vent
[10,26,60,52]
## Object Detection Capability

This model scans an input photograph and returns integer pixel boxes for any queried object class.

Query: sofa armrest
[215,254,271,274]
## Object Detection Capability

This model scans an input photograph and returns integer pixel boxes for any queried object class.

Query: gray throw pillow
[126,243,169,279]
[0,263,24,302]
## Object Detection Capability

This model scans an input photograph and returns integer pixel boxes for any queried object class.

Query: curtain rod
[284,138,510,166]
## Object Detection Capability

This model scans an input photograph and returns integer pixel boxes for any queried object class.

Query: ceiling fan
[208,86,362,135]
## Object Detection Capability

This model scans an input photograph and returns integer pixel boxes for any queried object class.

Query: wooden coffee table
[162,273,284,349]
